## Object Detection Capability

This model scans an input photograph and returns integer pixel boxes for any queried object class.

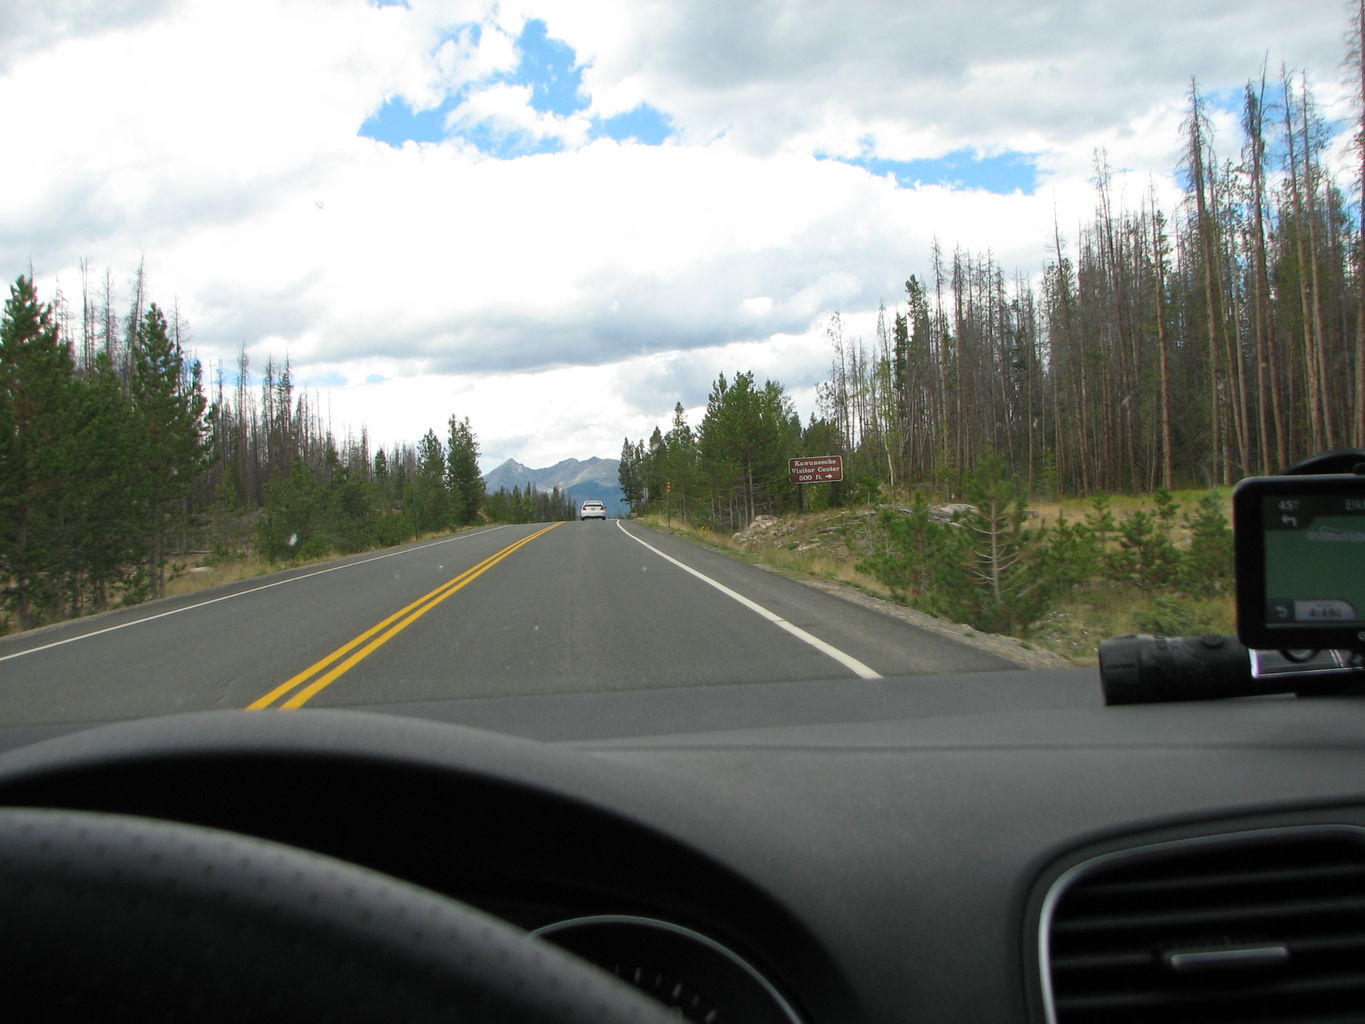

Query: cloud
[543,0,1346,174]
[445,81,593,151]
[159,138,1066,383]
[0,0,173,70]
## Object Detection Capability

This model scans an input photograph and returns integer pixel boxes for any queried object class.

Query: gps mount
[1099,450,1365,705]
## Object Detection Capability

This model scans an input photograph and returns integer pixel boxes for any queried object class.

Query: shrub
[1135,594,1207,637]
[859,468,1235,642]
[1180,493,1233,597]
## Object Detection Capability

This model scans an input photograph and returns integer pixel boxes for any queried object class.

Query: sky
[0,0,1355,472]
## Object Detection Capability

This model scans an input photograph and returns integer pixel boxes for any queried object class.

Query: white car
[579,500,607,521]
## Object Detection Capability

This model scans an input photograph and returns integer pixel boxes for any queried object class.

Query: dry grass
[755,545,887,593]
[162,554,278,600]
[1033,487,1234,525]
[1034,590,1236,664]
[638,511,886,594]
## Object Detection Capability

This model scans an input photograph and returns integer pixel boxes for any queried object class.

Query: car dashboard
[2,666,1365,1022]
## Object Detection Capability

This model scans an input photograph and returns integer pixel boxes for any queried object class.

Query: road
[0,520,1012,730]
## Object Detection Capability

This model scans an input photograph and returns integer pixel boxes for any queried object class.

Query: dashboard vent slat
[1042,827,1365,1024]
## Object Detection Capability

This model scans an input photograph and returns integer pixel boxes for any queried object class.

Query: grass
[162,553,277,600]
[638,511,887,594]
[1034,589,1235,664]
[1026,488,1232,535]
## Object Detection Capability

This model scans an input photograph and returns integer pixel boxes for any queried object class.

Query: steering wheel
[0,807,676,1023]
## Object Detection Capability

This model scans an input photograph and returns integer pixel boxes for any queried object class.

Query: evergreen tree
[404,429,447,535]
[66,352,144,610]
[128,303,209,597]
[659,402,700,520]
[256,460,322,561]
[957,456,1051,633]
[0,277,78,626]
[698,372,797,528]
[319,451,390,553]
[445,415,483,526]
[618,437,646,513]
[373,449,391,500]
[645,425,667,509]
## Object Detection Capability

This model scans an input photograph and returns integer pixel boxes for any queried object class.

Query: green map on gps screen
[1263,500,1365,625]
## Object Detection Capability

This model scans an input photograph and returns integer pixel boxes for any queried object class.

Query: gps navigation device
[1234,473,1365,654]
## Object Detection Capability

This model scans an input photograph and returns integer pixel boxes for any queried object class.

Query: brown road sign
[789,455,843,484]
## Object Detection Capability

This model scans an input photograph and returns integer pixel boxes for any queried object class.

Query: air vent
[1041,827,1365,1023]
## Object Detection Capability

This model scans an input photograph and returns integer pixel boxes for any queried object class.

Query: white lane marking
[0,526,511,665]
[615,520,882,680]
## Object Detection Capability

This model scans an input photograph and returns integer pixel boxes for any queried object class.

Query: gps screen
[1262,494,1365,627]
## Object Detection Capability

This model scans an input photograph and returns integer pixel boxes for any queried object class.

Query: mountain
[483,456,625,515]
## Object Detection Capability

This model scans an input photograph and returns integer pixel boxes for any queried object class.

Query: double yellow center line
[248,523,561,710]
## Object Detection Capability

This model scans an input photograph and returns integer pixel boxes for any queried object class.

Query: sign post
[789,456,843,513]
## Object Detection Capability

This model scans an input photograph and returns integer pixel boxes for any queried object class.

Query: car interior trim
[1034,822,1365,1024]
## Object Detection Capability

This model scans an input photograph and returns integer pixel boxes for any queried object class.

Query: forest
[621,59,1365,521]
[4,16,1365,635]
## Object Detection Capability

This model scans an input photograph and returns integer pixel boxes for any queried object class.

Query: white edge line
[0,526,511,665]
[616,520,881,680]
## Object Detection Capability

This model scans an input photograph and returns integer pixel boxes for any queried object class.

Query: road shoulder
[753,565,1075,670]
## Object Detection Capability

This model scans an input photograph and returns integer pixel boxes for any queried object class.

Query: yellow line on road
[248,523,561,710]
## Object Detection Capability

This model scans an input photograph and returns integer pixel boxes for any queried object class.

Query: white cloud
[0,0,173,71]
[537,0,1347,162]
[446,81,593,147]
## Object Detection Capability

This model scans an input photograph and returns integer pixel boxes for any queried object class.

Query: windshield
[1,0,1360,727]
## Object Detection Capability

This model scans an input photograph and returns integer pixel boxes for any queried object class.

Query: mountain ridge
[483,456,625,514]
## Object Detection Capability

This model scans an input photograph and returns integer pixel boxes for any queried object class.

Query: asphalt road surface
[0,520,1012,729]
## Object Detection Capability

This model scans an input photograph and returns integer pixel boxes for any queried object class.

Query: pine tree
[0,277,79,627]
[445,415,483,526]
[698,372,796,528]
[66,352,143,610]
[373,448,391,500]
[256,460,322,561]
[618,437,651,514]
[958,456,1050,634]
[660,402,699,521]
[405,429,447,535]
[128,303,209,597]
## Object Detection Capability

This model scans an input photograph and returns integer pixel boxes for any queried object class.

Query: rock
[733,515,785,545]
[929,503,978,522]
